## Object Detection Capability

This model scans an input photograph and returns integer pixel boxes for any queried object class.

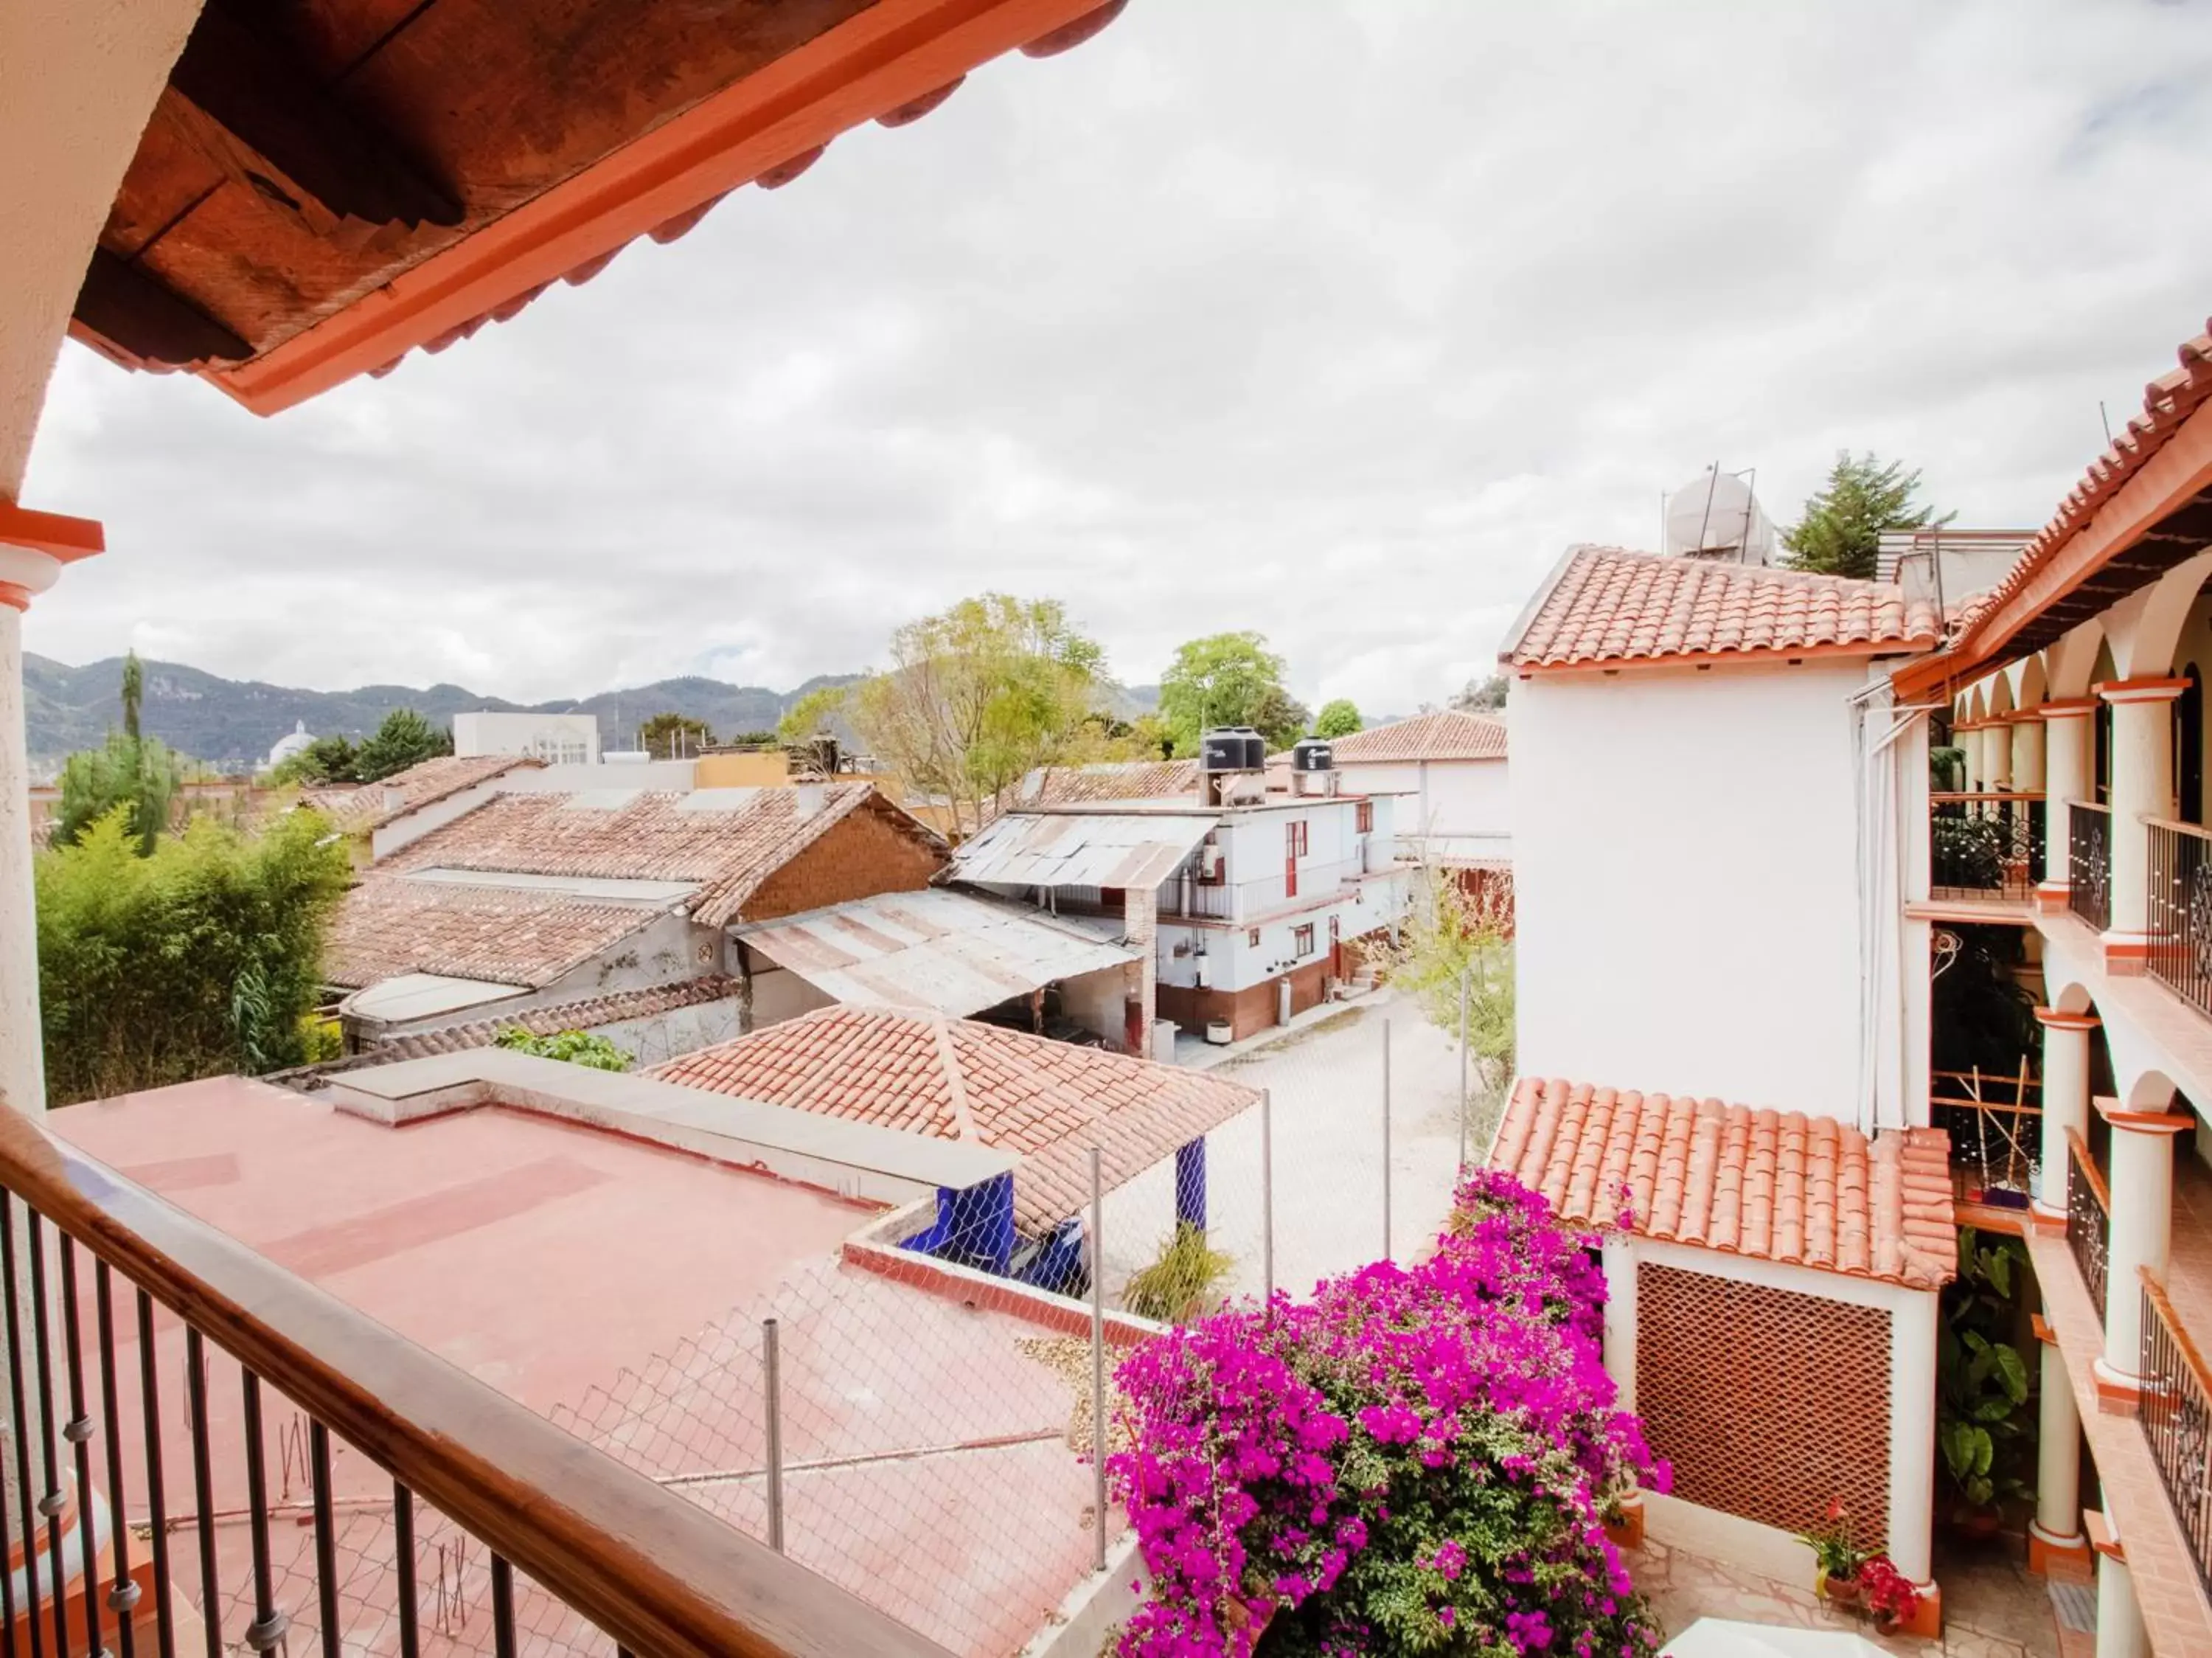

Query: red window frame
[1285,819,1306,898]
[1356,799,1374,833]
[1293,923,1315,958]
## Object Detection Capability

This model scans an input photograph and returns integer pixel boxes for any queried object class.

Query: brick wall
[741,801,947,922]
[1157,960,1329,1041]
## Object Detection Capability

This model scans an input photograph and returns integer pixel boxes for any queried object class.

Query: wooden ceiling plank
[71,249,251,370]
[167,7,463,243]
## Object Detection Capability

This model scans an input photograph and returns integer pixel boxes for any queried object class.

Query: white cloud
[22,0,2212,718]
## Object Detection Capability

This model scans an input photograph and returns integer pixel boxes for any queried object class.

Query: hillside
[27,657,1160,772]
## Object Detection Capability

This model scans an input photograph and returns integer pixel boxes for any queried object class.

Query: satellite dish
[1665,466,1776,565]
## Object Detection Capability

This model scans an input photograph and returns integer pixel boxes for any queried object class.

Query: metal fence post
[1457,966,1471,1170]
[762,1318,785,1553]
[1381,1016,1393,1260]
[1089,1146,1107,1572]
[1260,1087,1275,1309]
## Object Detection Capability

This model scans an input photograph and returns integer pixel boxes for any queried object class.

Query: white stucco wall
[1512,662,1869,1120]
[745,963,836,1031]
[453,711,602,766]
[1336,757,1510,846]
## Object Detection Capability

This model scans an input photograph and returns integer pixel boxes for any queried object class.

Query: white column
[2100,679,2184,965]
[2034,1008,2097,1224]
[2012,714,2048,794]
[2094,1097,2187,1395]
[1599,1238,1636,1409]
[2029,1319,2088,1574]
[2093,1530,2149,1658]
[1885,1289,1938,1586]
[2041,701,2097,898]
[1986,718,2014,792]
[1956,724,1981,791]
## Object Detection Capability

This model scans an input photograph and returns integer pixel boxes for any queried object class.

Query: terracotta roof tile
[363,978,739,1057]
[1488,1077,1956,1290]
[1946,321,2212,658]
[302,755,543,832]
[1328,710,1508,763]
[647,1007,1258,1234]
[1505,547,1941,673]
[379,783,942,926]
[327,880,661,989]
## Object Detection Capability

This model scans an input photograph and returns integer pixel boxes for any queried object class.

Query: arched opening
[2090,637,2118,803]
[1930,922,2039,1201]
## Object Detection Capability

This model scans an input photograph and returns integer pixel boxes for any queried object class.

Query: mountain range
[25,655,1160,774]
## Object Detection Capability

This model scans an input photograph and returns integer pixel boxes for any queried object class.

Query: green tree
[1452,673,1509,712]
[37,808,352,1103]
[1313,698,1363,739]
[1781,451,1947,580]
[120,649,145,740]
[1157,631,1305,754]
[351,709,451,783]
[846,594,1109,836]
[1378,867,1516,1145]
[776,684,852,746]
[493,1027,633,1072]
[638,711,714,759]
[268,734,360,788]
[52,732,184,856]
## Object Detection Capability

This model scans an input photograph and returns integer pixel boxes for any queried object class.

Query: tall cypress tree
[1782,452,1946,580]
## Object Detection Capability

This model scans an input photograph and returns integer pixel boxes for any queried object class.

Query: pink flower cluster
[1107,1170,1669,1657]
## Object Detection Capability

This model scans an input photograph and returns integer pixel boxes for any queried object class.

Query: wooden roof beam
[167,7,463,248]
[71,249,251,371]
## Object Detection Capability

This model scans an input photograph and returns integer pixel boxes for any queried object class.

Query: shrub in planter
[1109,1170,1667,1657]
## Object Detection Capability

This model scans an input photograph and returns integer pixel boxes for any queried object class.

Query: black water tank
[1292,738,1335,773]
[1200,727,1262,771]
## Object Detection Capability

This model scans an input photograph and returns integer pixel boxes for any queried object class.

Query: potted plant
[1857,1553,1919,1634]
[1795,1499,1868,1606]
[1938,1229,2034,1536]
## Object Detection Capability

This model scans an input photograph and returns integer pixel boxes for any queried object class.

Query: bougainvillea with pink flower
[1108,1169,1669,1657]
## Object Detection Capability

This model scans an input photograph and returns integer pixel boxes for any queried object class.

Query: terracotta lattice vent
[1635,1262,1893,1547]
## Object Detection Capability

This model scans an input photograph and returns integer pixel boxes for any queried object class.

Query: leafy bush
[1109,1170,1666,1657]
[352,709,452,783]
[1124,1222,1237,1323]
[37,808,352,1105]
[52,731,185,855]
[492,1027,633,1072]
[1937,1228,2033,1517]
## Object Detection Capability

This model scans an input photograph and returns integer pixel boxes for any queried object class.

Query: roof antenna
[2100,400,2114,447]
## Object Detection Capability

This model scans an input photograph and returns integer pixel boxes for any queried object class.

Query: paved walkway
[1630,1536,2059,1658]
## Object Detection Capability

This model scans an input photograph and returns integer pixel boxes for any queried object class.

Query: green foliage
[1930,745,1966,792]
[1158,631,1307,755]
[350,709,451,783]
[1451,673,1509,712]
[1379,870,1515,1145]
[52,730,184,856]
[639,711,714,759]
[120,650,144,741]
[36,808,353,1106]
[1312,698,1363,740]
[1936,1227,2034,1516]
[268,734,360,787]
[846,594,1110,836]
[1123,1221,1236,1322]
[776,684,852,746]
[1781,451,1946,580]
[492,1027,633,1072]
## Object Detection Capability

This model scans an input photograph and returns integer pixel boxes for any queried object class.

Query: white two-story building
[950,732,1411,1048]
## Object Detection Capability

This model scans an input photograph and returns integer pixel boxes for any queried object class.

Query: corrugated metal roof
[738,889,1134,1018]
[952,811,1216,889]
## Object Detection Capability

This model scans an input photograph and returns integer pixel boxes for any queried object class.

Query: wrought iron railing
[2148,817,2212,1023]
[0,1107,945,1658]
[2069,1128,2111,1322]
[1930,1065,2039,1204]
[2139,1270,2212,1602]
[2071,800,2113,932]
[1930,792,2045,901]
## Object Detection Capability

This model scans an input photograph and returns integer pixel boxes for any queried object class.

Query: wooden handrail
[0,1106,952,1658]
[2067,1128,2112,1211]
[2144,815,2212,842]
[2140,1266,2212,1402]
[2071,799,2114,816]
[1929,791,2048,803]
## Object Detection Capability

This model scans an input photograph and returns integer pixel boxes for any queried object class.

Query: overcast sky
[22,1,2212,714]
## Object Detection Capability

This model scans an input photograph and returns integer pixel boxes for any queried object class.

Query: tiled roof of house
[327,879,665,990]
[647,1007,1259,1233]
[362,978,740,1058]
[1024,760,1200,803]
[379,783,942,926]
[1503,547,1942,673]
[1329,710,1507,762]
[1488,1076,1956,1289]
[299,754,542,833]
[1947,320,2212,656]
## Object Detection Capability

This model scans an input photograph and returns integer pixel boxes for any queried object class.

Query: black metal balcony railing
[0,1109,945,1658]
[2149,817,2212,1021]
[1930,792,2045,902]
[2071,800,2114,932]
[2139,1271,2212,1602]
[2069,1128,2112,1323]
